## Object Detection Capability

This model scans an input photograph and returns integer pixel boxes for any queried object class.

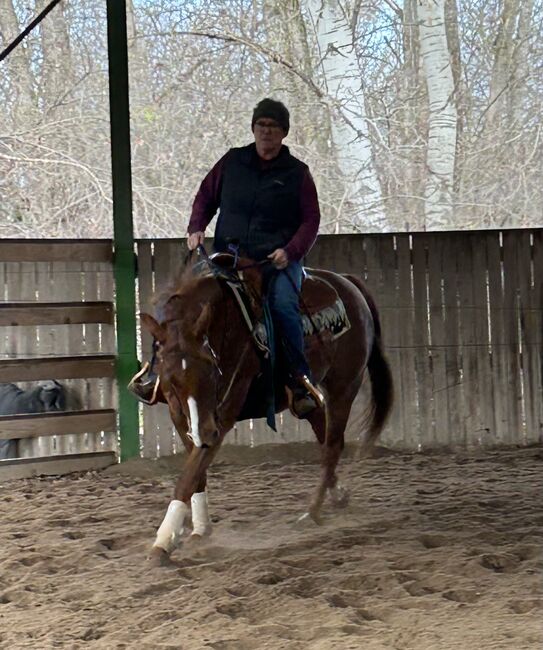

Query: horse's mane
[153,257,263,333]
[154,265,219,314]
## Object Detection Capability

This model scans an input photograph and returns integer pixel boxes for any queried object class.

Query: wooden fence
[0,241,117,478]
[1,231,540,468]
[137,230,542,455]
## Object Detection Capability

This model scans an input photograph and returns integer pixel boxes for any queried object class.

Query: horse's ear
[141,313,167,343]
[193,303,212,340]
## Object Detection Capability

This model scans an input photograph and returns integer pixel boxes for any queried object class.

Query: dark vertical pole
[106,0,139,460]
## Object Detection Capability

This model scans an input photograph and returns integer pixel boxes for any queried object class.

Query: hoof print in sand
[480,553,520,572]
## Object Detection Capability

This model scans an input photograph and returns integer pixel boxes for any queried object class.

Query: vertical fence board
[470,233,495,444]
[440,236,463,446]
[412,236,433,445]
[517,232,539,444]
[427,235,449,446]
[457,234,480,446]
[528,231,543,443]
[502,232,523,443]
[396,234,420,448]
[487,233,509,443]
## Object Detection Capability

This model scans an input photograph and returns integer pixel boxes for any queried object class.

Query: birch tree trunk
[306,0,385,231]
[418,0,457,228]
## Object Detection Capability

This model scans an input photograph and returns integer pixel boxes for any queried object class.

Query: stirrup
[127,362,161,405]
[299,375,325,409]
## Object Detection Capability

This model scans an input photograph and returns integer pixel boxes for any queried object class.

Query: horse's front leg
[149,443,222,565]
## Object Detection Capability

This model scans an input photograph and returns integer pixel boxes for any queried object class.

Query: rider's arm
[283,169,321,262]
[187,154,228,234]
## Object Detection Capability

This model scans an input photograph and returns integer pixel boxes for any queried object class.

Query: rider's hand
[187,231,205,250]
[268,248,289,270]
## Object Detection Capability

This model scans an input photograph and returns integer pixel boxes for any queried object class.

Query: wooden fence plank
[528,230,543,443]
[412,235,433,446]
[439,235,463,446]
[0,355,116,382]
[457,234,481,446]
[427,235,449,447]
[502,231,523,443]
[0,410,117,438]
[0,241,112,263]
[396,234,420,449]
[0,451,116,480]
[517,231,541,444]
[472,233,496,444]
[0,302,114,326]
[487,233,509,443]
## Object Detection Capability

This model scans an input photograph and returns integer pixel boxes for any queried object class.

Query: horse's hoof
[187,531,211,545]
[309,508,324,525]
[147,546,173,567]
[329,486,350,508]
[190,525,212,540]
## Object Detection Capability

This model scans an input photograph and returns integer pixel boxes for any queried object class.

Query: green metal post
[106,0,140,460]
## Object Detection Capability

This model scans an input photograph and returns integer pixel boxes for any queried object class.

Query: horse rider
[130,97,323,417]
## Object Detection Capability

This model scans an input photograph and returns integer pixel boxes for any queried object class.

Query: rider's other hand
[268,248,289,270]
[187,231,205,250]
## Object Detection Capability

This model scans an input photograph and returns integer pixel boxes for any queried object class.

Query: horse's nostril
[201,443,210,449]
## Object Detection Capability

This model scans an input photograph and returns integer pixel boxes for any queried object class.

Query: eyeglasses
[254,121,283,131]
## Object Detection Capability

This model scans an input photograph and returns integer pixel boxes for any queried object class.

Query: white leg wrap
[191,490,211,536]
[153,500,189,553]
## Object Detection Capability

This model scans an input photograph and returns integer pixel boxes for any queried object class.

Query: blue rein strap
[262,295,277,431]
[227,242,240,268]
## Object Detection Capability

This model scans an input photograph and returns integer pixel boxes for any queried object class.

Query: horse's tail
[343,274,394,450]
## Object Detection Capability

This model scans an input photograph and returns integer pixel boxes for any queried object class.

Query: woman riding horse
[131,98,323,416]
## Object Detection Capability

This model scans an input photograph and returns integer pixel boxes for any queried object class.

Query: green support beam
[106,0,140,461]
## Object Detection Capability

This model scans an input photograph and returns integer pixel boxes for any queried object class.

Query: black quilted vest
[214,143,307,260]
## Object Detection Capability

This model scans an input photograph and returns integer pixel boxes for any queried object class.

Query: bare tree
[417,0,457,229]
[1,0,541,238]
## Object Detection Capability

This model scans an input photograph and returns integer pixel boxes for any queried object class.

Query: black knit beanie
[251,98,290,134]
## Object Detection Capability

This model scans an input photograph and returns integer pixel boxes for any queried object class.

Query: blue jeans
[266,261,311,381]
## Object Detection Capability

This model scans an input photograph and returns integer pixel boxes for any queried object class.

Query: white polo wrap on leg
[153,499,189,553]
[191,490,211,536]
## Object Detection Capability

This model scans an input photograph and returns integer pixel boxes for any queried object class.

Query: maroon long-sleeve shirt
[188,149,321,261]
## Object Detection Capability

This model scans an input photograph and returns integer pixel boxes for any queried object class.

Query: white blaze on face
[182,358,187,370]
[153,499,189,553]
[191,490,211,536]
[187,396,202,447]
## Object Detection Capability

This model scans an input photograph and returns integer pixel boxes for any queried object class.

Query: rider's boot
[291,375,325,418]
[128,358,160,405]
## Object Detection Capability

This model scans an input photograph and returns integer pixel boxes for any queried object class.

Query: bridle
[162,301,253,435]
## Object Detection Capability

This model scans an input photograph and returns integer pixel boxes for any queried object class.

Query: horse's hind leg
[305,404,351,524]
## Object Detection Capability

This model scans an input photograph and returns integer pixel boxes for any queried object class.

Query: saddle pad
[252,295,350,349]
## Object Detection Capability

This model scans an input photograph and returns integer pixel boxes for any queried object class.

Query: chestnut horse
[141,259,393,565]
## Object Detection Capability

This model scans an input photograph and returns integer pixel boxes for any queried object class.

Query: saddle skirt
[253,275,350,349]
